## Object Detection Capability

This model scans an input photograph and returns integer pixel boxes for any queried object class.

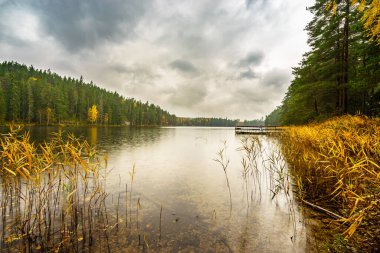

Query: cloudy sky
[0,0,314,120]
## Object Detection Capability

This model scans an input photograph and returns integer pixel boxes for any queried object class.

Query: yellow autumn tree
[328,1,380,43]
[358,0,380,43]
[88,105,98,124]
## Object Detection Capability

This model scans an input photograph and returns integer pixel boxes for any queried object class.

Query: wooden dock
[235,126,284,135]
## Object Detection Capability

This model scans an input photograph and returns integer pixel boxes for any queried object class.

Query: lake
[2,126,309,252]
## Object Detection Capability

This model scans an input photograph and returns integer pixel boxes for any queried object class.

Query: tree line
[0,61,177,126]
[176,117,263,127]
[265,0,380,125]
[0,61,263,127]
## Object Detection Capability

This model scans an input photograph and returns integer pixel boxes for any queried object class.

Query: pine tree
[9,82,21,121]
[276,0,380,124]
[0,84,6,123]
[27,81,34,123]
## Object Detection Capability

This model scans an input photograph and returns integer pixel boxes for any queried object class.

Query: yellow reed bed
[282,115,380,244]
[0,126,108,252]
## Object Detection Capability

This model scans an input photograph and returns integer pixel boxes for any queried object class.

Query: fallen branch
[302,199,345,220]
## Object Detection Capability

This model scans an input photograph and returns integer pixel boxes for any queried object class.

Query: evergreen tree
[9,81,21,121]
[271,0,380,125]
[26,80,34,123]
[0,84,6,123]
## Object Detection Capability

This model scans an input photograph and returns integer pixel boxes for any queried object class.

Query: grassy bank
[281,115,380,251]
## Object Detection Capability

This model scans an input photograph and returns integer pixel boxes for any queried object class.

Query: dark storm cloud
[238,51,264,67]
[0,32,27,47]
[27,0,151,52]
[169,59,198,74]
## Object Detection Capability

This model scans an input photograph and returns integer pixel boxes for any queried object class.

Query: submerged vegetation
[281,115,380,251]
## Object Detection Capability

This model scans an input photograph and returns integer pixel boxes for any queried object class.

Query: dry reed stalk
[214,141,232,215]
[0,126,112,252]
[280,115,380,247]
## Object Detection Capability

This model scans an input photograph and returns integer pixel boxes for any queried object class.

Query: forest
[0,61,178,126]
[0,61,259,127]
[176,117,264,127]
[265,0,380,125]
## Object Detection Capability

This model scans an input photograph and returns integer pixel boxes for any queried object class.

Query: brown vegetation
[281,115,380,251]
[0,125,109,252]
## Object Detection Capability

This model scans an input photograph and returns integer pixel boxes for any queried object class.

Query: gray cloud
[261,69,290,88]
[0,0,314,119]
[235,87,271,104]
[168,83,207,107]
[239,51,264,67]
[28,0,150,52]
[108,63,129,74]
[246,0,254,8]
[0,33,27,47]
[169,59,198,74]
[239,68,258,79]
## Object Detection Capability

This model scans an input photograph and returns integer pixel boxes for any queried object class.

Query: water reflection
[0,126,307,252]
[88,126,98,146]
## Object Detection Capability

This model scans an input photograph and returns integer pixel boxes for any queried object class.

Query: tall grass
[281,115,380,249]
[0,125,110,252]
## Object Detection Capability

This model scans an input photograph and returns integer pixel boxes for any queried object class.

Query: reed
[241,157,250,208]
[129,164,136,228]
[280,115,380,250]
[0,125,112,252]
[159,204,162,243]
[238,136,262,200]
[214,141,232,215]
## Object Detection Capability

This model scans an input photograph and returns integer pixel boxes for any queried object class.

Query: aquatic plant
[241,157,250,208]
[238,136,262,200]
[0,125,111,252]
[214,141,232,215]
[129,164,136,228]
[281,115,380,250]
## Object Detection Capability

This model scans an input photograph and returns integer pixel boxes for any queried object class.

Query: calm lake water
[4,126,309,252]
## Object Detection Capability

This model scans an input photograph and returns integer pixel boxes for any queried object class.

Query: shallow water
[3,126,307,252]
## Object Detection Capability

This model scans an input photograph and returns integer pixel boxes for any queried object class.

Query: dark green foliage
[0,61,177,126]
[267,0,380,125]
[242,118,265,126]
[176,117,240,127]
[0,84,6,123]
[265,107,282,126]
[0,61,264,127]
[176,117,264,127]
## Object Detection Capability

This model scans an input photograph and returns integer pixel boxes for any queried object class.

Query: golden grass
[281,115,380,246]
[0,125,109,252]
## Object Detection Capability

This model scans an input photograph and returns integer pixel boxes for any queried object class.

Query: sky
[0,0,314,120]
